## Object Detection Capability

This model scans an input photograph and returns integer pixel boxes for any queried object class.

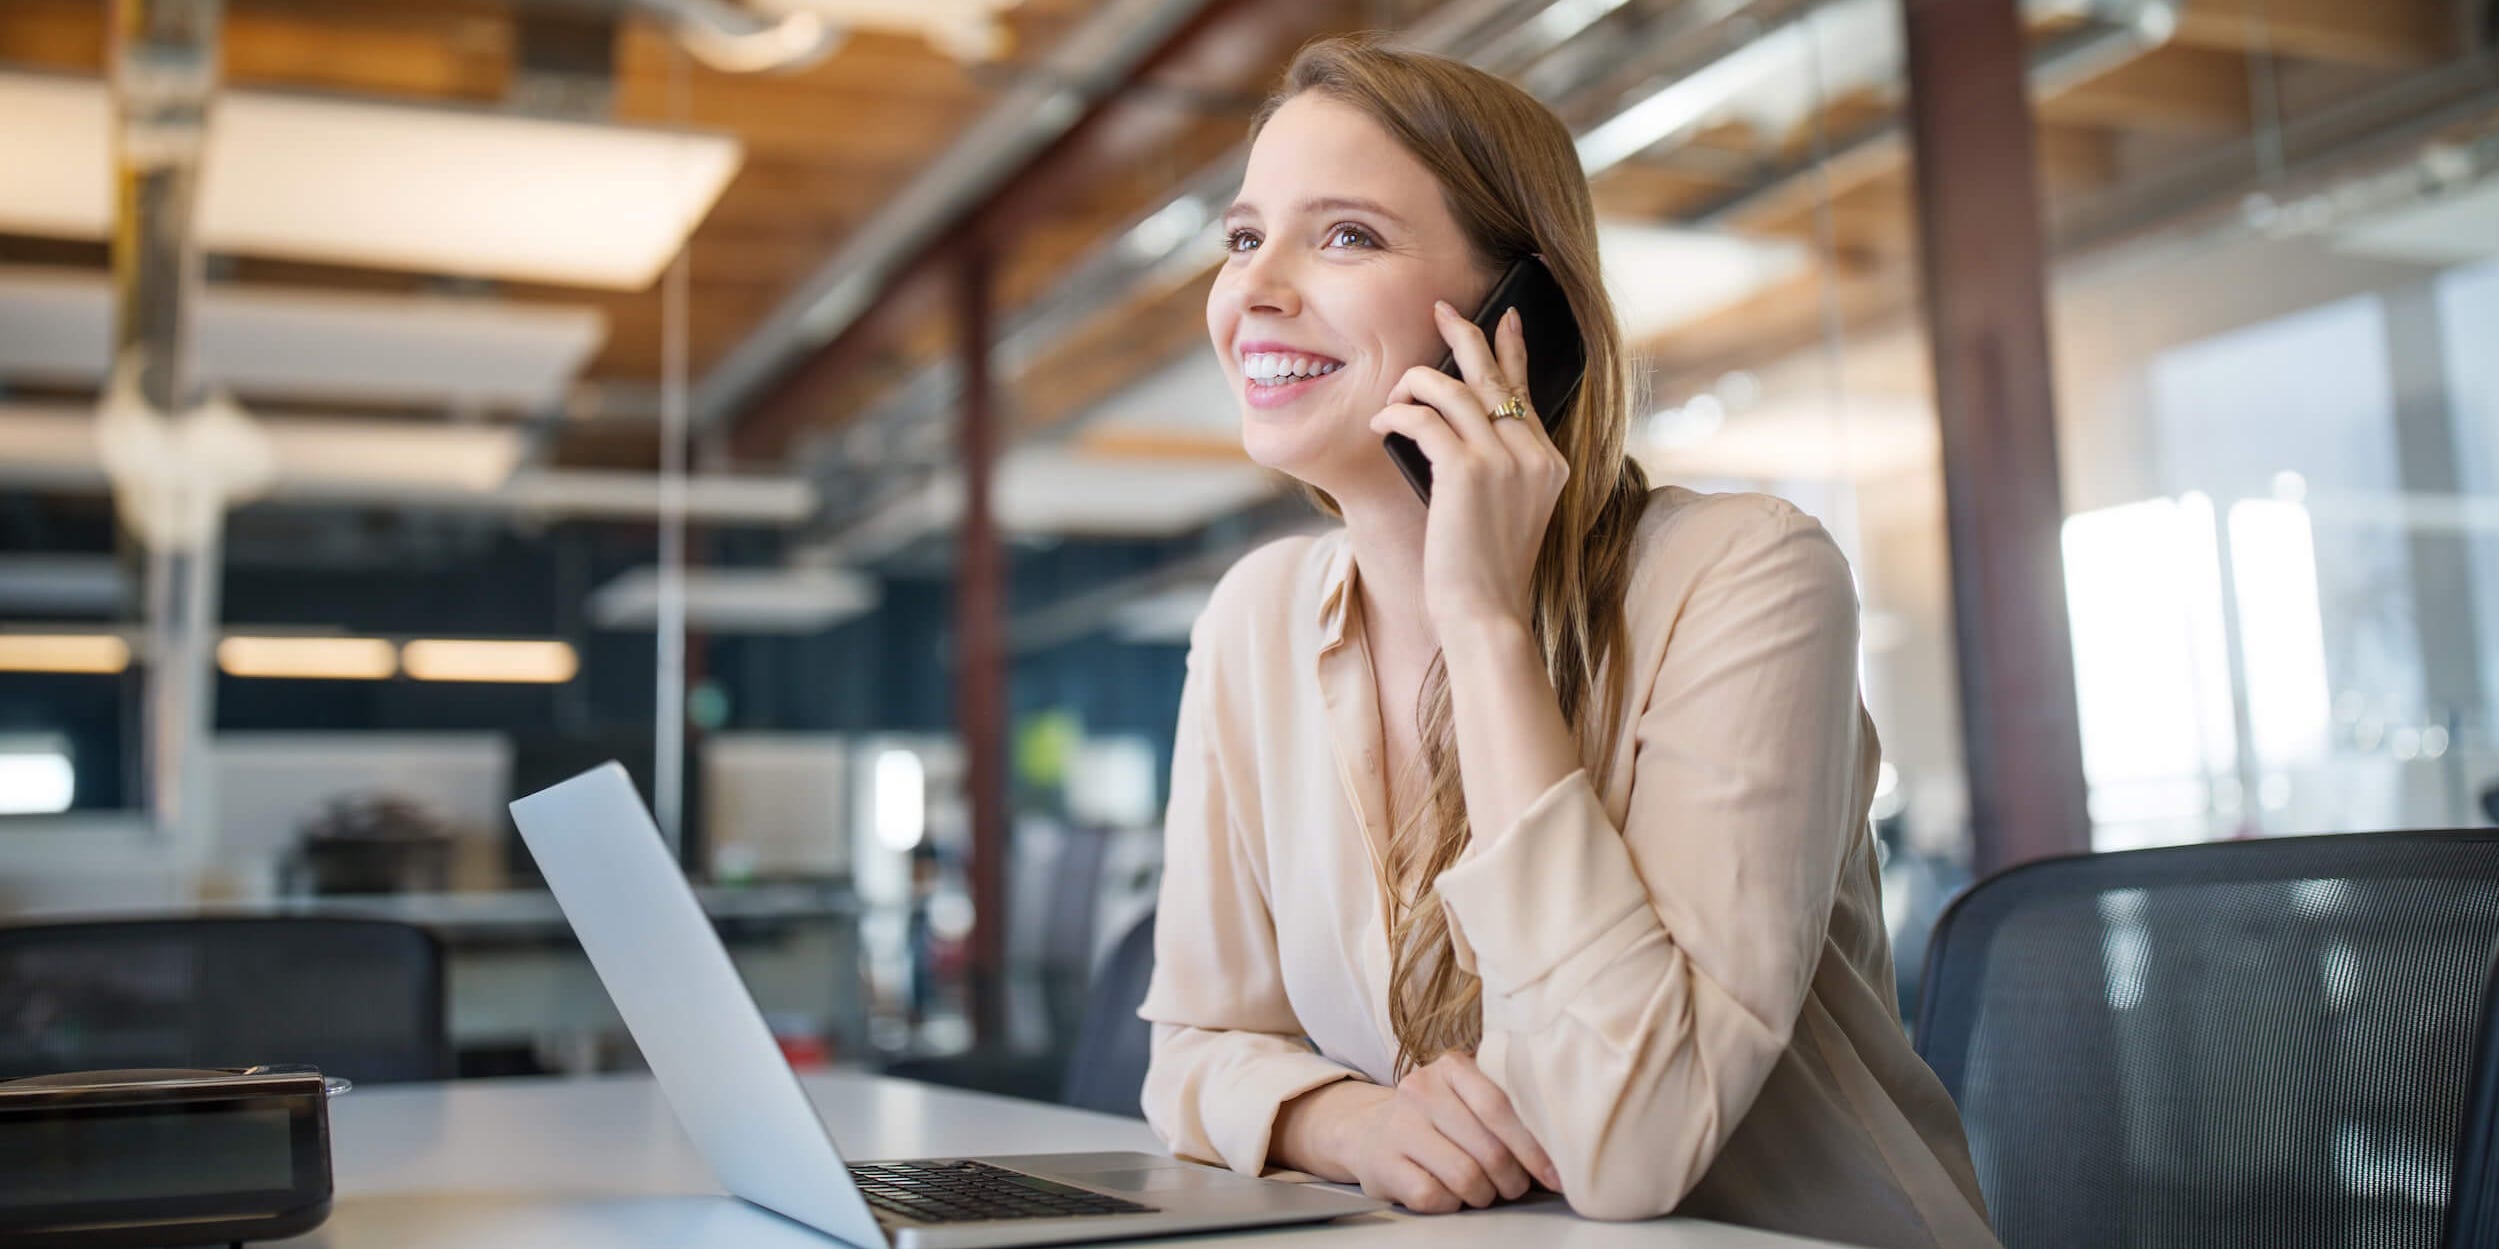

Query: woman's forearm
[1436,612,1581,840]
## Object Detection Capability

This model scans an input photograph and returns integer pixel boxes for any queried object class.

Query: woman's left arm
[1435,504,1865,1220]
[1370,307,1866,1219]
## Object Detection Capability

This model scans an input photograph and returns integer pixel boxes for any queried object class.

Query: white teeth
[1241,352,1344,383]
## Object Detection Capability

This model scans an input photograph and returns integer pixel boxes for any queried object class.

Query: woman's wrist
[1271,1079,1377,1182]
[1432,607,1533,661]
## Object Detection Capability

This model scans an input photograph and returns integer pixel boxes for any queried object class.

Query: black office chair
[1060,909,1156,1118]
[1916,829,2499,1249]
[0,916,451,1085]
[2449,946,2499,1249]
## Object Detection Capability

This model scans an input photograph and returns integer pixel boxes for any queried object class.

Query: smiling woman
[1138,35,2001,1248]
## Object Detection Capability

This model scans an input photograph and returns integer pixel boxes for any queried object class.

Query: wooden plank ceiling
[0,0,2469,474]
[0,0,1142,397]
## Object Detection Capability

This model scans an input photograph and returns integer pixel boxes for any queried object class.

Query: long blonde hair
[1250,36,1652,1076]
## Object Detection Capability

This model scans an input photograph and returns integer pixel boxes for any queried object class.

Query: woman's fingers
[1403,1127,1501,1209]
[1420,1089,1534,1200]
[1433,299,1512,407]
[1369,402,1467,469]
[1393,365,1501,446]
[1492,306,1531,403]
[1442,1059,1562,1191]
[1362,1157,1461,1216]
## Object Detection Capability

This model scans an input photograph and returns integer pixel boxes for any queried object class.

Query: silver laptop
[510,763,1383,1249]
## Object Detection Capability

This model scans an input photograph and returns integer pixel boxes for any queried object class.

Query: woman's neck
[1338,493,1434,659]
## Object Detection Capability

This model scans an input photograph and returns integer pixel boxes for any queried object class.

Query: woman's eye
[1223,229,1260,254]
[1326,224,1377,249]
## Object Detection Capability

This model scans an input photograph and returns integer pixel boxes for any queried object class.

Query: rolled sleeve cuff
[1436,769,1651,1001]
[1204,1050,1359,1177]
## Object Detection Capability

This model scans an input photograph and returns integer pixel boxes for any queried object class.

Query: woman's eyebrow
[1219,196,1407,227]
[1301,196,1406,226]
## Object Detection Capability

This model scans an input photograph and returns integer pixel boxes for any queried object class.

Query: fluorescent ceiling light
[2334,174,2499,265]
[587,566,882,633]
[401,639,579,684]
[828,446,1279,550]
[0,405,523,493]
[0,267,605,410]
[997,448,1279,537]
[1533,0,1633,46]
[0,633,130,674]
[0,73,742,289]
[216,635,398,681]
[259,420,525,492]
[1599,222,1809,341]
[1574,0,1899,176]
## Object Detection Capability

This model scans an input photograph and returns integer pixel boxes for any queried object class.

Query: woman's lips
[1243,368,1341,410]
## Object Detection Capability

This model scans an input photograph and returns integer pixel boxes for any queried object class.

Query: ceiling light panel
[0,633,131,675]
[587,566,882,633]
[997,449,1280,537]
[216,635,398,681]
[0,73,742,290]
[401,639,579,684]
[0,268,604,410]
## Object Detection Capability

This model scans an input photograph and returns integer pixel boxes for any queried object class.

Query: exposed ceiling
[0,0,2489,557]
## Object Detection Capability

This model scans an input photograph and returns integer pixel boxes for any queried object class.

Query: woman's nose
[1230,250,1300,317]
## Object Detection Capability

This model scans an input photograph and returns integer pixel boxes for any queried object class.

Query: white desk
[280,1072,1850,1249]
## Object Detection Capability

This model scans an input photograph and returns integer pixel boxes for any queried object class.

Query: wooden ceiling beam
[731,0,1349,458]
[2167,0,2455,69]
[221,3,509,101]
[1072,427,1253,461]
[2036,44,2251,133]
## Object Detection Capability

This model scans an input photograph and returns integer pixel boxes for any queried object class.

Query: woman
[1136,36,1998,1249]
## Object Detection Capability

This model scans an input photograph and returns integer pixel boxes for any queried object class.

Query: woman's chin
[1238,414,1330,476]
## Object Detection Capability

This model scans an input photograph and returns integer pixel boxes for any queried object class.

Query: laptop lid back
[511,762,888,1249]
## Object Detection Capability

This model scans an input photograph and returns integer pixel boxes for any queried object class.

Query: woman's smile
[1239,340,1350,409]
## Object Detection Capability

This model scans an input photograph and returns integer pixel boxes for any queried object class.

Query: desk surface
[283,1072,1850,1249]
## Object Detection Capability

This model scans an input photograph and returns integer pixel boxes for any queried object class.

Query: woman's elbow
[1554,1126,1713,1221]
[1560,1177,1682,1222]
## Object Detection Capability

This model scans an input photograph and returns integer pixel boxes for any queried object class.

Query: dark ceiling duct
[109,0,219,417]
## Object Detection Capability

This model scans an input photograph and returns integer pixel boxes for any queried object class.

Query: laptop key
[846,1159,1158,1223]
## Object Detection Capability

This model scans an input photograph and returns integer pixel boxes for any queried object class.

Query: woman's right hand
[1275,1055,1562,1214]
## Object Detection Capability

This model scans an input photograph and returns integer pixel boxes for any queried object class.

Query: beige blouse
[1136,486,1998,1248]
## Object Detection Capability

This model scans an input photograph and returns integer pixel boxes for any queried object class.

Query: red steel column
[954,246,1011,1043]
[1900,0,2092,874]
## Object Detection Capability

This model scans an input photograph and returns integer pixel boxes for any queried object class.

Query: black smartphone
[1385,254,1587,504]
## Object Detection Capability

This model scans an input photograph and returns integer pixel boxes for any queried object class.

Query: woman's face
[1208,93,1496,502]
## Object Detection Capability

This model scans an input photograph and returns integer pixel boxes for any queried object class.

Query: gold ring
[1490,394,1530,423]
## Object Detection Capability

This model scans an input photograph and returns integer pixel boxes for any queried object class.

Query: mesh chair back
[1916,830,2499,1249]
[2449,949,2499,1249]
[1060,910,1156,1118]
[0,916,450,1085]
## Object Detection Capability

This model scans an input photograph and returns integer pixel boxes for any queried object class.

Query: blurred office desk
[280,1071,1850,1249]
[24,886,868,1067]
[285,886,868,1062]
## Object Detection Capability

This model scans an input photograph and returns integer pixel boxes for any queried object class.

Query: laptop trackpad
[995,1154,1265,1193]
[1068,1167,1239,1193]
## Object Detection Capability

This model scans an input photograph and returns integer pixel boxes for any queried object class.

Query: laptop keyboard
[849,1159,1159,1224]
